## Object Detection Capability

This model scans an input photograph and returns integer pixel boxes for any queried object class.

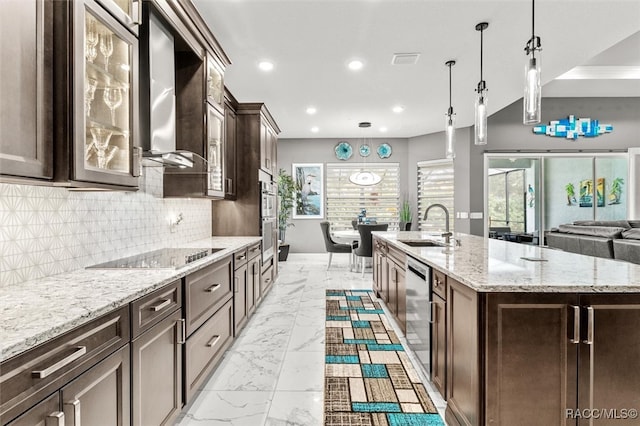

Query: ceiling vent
[391,53,420,65]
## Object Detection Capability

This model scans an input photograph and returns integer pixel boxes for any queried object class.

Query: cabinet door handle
[207,335,221,348]
[63,399,80,426]
[177,319,186,345]
[583,306,594,345]
[150,299,171,312]
[226,178,232,193]
[32,346,87,378]
[234,276,239,293]
[428,301,434,324]
[569,305,580,344]
[205,284,221,293]
[45,412,65,426]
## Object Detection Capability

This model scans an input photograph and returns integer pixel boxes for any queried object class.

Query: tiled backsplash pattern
[0,167,212,286]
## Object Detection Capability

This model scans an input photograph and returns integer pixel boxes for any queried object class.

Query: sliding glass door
[486,153,628,245]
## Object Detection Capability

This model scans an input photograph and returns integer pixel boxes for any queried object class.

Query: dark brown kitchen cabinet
[431,270,446,399]
[0,0,54,182]
[60,344,130,426]
[373,239,389,302]
[386,245,406,334]
[52,0,141,189]
[131,280,183,426]
[0,307,129,424]
[233,248,249,335]
[224,91,238,200]
[184,298,233,403]
[247,243,262,313]
[5,393,60,426]
[485,292,640,426]
[184,255,233,336]
[446,277,480,426]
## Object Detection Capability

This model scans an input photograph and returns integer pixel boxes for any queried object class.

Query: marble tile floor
[177,253,446,425]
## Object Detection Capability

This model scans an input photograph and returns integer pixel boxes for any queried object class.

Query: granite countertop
[375,231,640,293]
[0,236,261,363]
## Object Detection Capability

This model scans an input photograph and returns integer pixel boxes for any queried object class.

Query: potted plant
[277,168,297,261]
[399,199,413,231]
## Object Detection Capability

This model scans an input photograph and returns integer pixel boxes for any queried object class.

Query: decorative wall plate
[359,144,371,157]
[377,143,392,159]
[334,141,353,160]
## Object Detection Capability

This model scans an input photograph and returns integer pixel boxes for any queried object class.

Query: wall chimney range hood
[141,11,194,168]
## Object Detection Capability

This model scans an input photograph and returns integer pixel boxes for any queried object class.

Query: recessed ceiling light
[379,127,388,133]
[258,61,274,71]
[348,60,363,71]
[306,107,317,115]
[392,105,405,113]
[311,126,319,133]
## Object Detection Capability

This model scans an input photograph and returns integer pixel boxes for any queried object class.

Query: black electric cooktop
[87,247,223,269]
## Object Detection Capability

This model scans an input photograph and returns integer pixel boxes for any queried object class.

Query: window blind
[326,163,400,231]
[417,160,455,233]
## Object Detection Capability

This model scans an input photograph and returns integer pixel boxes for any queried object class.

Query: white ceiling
[193,0,640,139]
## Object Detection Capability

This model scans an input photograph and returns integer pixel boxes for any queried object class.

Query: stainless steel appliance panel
[405,257,431,377]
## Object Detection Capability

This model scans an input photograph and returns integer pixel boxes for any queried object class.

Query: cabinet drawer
[185,256,232,336]
[5,392,60,426]
[184,298,233,403]
[233,248,248,270]
[247,242,261,261]
[432,269,447,299]
[0,306,129,423]
[131,280,181,338]
[387,244,406,266]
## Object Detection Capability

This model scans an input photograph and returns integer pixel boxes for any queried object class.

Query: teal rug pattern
[323,290,445,426]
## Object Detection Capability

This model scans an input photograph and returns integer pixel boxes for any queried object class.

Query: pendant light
[349,122,382,186]
[474,22,489,145]
[523,0,542,124]
[445,60,456,159]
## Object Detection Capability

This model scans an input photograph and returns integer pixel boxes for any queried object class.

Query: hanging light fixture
[349,122,382,186]
[474,22,489,145]
[523,0,542,124]
[445,60,456,159]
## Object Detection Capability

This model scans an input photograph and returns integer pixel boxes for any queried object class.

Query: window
[326,163,400,230]
[417,160,454,233]
[488,169,526,233]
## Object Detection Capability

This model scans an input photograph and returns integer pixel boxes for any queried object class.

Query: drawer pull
[45,412,65,426]
[32,346,87,379]
[206,335,221,348]
[205,284,221,293]
[237,254,247,260]
[63,399,80,426]
[150,299,171,312]
[250,246,260,252]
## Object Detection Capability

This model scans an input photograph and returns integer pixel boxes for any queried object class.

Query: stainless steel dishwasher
[405,257,431,378]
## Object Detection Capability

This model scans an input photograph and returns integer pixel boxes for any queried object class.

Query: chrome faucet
[423,203,452,244]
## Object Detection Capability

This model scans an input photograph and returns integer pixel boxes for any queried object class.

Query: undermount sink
[398,240,443,247]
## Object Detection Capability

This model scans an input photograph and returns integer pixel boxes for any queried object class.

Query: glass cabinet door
[206,55,224,110]
[207,106,224,197]
[75,1,138,186]
[94,0,139,34]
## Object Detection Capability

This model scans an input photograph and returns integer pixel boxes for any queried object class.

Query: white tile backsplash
[0,167,211,286]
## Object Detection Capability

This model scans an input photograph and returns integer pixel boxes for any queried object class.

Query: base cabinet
[60,344,130,426]
[131,310,183,426]
[234,263,248,335]
[5,394,60,426]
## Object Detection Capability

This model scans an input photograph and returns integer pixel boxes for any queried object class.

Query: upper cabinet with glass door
[206,54,224,112]
[94,0,140,35]
[73,0,139,188]
[207,106,224,198]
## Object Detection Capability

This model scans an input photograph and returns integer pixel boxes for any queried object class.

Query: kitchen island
[373,231,640,426]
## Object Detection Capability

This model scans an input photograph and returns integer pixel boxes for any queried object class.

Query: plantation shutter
[326,163,400,231]
[417,160,455,233]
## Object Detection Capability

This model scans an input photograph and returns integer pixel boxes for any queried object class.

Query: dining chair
[353,223,389,276]
[320,221,354,270]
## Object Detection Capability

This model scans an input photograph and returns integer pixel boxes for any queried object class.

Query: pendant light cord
[448,63,453,111]
[480,28,484,83]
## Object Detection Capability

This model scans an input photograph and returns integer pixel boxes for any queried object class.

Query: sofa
[546,220,640,264]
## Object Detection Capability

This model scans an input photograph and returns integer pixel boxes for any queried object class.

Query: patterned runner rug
[323,289,445,426]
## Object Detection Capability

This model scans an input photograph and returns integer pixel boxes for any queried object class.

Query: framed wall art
[292,163,324,219]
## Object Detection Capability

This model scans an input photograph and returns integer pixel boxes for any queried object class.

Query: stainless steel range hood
[142,11,194,168]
